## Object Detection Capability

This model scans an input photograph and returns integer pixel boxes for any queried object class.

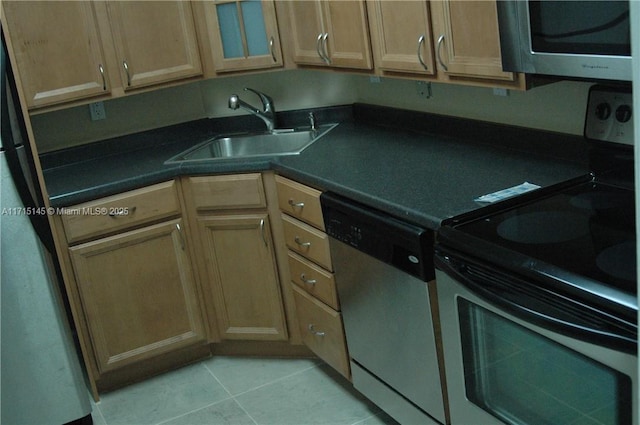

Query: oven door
[435,252,637,425]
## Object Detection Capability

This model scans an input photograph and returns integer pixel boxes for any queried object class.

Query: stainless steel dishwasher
[321,192,446,425]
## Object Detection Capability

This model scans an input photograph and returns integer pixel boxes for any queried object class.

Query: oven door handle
[436,253,637,354]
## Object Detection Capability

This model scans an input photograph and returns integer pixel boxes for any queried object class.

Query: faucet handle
[244,87,274,112]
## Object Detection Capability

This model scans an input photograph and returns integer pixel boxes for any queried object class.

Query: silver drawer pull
[108,206,136,217]
[288,199,305,208]
[300,273,317,286]
[308,324,325,337]
[294,236,311,247]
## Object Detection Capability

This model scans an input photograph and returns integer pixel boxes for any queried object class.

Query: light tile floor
[90,356,399,425]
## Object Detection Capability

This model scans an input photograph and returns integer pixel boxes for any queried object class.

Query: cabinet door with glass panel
[203,0,283,72]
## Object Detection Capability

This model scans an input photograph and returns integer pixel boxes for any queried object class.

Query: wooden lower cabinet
[69,218,207,373]
[275,175,350,379]
[292,285,349,379]
[196,213,287,341]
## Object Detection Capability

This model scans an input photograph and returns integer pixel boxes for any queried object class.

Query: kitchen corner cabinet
[286,0,372,70]
[1,1,202,109]
[275,175,350,379]
[366,0,436,76]
[430,0,516,82]
[182,174,288,341]
[63,181,207,374]
[199,0,283,73]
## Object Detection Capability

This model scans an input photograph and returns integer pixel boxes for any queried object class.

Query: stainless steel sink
[166,123,338,163]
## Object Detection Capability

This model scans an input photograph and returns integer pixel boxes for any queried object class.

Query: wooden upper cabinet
[106,1,203,90]
[2,1,203,109]
[286,1,326,66]
[366,0,435,76]
[287,0,372,70]
[1,1,110,108]
[201,0,283,73]
[430,0,515,81]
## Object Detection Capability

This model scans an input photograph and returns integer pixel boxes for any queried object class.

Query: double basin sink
[167,123,338,163]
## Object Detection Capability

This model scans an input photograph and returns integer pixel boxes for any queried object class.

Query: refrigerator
[1,28,93,425]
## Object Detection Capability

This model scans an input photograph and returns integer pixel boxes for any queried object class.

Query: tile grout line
[224,362,323,399]
[154,361,236,425]
[228,364,322,425]
[230,397,260,425]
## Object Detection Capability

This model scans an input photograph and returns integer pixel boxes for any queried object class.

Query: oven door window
[459,298,632,425]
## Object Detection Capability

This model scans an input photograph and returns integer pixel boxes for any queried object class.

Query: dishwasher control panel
[320,192,435,281]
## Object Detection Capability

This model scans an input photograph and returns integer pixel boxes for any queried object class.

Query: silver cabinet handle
[417,35,428,70]
[436,35,448,72]
[294,236,311,247]
[98,64,106,90]
[316,33,325,61]
[176,223,185,250]
[269,36,276,62]
[123,60,131,86]
[260,218,268,247]
[108,206,136,217]
[288,199,305,208]
[300,273,317,286]
[321,33,331,65]
[308,324,325,337]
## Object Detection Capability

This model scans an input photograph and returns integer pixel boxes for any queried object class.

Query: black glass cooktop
[443,179,636,302]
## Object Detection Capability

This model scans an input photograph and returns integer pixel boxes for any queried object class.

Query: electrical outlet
[89,101,106,121]
[492,88,510,97]
[416,81,432,99]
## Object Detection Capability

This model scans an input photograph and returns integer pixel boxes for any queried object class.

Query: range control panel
[584,85,633,146]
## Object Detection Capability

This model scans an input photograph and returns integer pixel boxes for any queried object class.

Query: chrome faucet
[228,88,276,132]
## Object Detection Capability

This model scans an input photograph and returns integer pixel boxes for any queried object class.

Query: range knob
[615,104,632,123]
[594,102,611,120]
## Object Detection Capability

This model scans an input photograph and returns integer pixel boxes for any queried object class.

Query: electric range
[439,84,636,320]
[435,84,637,425]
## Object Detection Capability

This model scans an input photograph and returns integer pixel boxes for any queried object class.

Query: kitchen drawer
[282,214,332,271]
[288,251,339,310]
[292,284,350,379]
[187,173,266,211]
[275,175,324,230]
[62,180,181,244]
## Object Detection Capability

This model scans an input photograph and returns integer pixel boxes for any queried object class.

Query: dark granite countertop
[41,104,589,230]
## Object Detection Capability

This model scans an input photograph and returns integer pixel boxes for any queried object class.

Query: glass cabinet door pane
[241,1,269,56]
[458,299,632,425]
[217,3,244,58]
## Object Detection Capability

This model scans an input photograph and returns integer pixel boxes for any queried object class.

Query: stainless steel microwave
[497,1,632,81]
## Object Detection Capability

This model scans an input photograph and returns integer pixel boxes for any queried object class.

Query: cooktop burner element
[597,241,637,282]
[455,180,636,297]
[570,191,631,210]
[497,211,588,244]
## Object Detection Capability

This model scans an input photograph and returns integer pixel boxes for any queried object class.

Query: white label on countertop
[474,182,541,203]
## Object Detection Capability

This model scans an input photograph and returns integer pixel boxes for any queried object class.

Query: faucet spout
[228,88,276,132]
